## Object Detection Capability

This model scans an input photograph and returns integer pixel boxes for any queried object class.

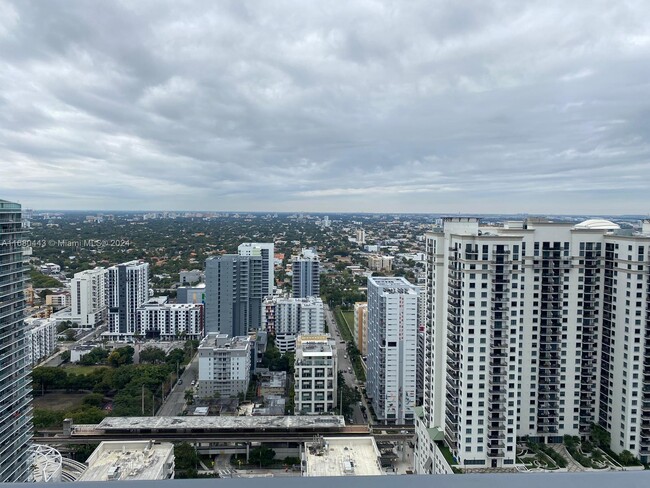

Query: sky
[0,0,649,214]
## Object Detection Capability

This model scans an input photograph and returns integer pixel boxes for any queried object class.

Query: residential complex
[105,260,149,340]
[238,242,275,297]
[25,317,57,366]
[368,254,394,272]
[136,297,204,340]
[292,249,320,298]
[353,302,368,356]
[415,217,650,472]
[205,254,263,336]
[367,276,419,425]
[197,333,252,399]
[70,267,107,327]
[263,296,325,353]
[294,335,337,415]
[0,199,33,482]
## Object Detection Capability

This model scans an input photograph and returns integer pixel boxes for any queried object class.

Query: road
[324,303,367,425]
[156,352,200,416]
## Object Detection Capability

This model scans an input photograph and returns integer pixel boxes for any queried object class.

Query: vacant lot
[61,364,109,375]
[33,392,86,411]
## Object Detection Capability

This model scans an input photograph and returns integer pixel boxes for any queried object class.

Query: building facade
[292,249,320,298]
[238,243,275,298]
[106,260,149,340]
[25,317,57,366]
[263,297,325,353]
[366,276,419,425]
[205,255,263,336]
[368,254,394,272]
[0,199,33,482]
[294,335,337,415]
[353,302,368,356]
[136,297,204,340]
[70,267,107,327]
[197,333,252,399]
[415,217,650,472]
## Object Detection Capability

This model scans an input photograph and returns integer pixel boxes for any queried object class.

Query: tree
[249,446,276,467]
[619,450,636,466]
[139,346,167,364]
[184,390,194,405]
[63,328,76,341]
[82,392,105,408]
[174,442,199,472]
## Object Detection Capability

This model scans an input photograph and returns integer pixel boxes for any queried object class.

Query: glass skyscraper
[0,199,32,481]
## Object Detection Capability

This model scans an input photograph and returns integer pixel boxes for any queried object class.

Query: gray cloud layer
[1,0,649,213]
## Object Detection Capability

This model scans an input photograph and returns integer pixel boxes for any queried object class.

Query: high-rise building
[105,260,149,340]
[238,243,275,297]
[356,229,366,245]
[366,276,419,425]
[205,254,263,336]
[353,302,368,356]
[415,217,650,472]
[197,333,252,399]
[262,297,325,353]
[292,249,320,298]
[294,335,337,415]
[368,254,394,271]
[25,317,57,366]
[0,199,33,482]
[70,267,107,328]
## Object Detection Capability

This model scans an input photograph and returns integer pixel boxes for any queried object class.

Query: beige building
[368,254,394,271]
[353,302,368,356]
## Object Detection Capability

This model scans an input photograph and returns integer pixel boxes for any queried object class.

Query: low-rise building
[259,371,287,397]
[197,333,252,399]
[294,335,337,415]
[46,292,70,310]
[179,269,203,285]
[302,437,383,477]
[70,344,98,363]
[78,441,174,481]
[39,263,61,275]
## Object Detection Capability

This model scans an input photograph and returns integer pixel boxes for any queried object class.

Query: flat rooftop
[96,415,345,431]
[78,441,173,482]
[303,437,383,477]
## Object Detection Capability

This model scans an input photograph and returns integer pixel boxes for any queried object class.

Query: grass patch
[33,392,86,411]
[334,307,354,342]
[61,364,109,375]
[438,443,457,466]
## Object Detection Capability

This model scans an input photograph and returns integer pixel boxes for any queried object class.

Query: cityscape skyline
[1,2,649,213]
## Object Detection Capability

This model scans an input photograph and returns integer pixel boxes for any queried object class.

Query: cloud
[0,0,649,213]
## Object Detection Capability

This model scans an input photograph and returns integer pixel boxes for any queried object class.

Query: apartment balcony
[488,432,506,441]
[488,449,505,458]
[489,414,506,422]
[491,285,510,294]
[489,376,507,386]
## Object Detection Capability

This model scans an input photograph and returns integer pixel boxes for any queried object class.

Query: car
[178,379,183,385]
[191,380,196,386]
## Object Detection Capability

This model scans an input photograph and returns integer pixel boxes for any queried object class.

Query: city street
[156,352,199,416]
[324,303,368,425]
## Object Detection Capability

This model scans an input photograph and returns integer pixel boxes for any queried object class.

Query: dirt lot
[33,392,87,411]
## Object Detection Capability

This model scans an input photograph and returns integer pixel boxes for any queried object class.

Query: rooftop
[303,437,383,477]
[96,415,345,431]
[78,441,173,482]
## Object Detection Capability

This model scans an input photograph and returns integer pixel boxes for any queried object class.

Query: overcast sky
[1,1,649,214]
